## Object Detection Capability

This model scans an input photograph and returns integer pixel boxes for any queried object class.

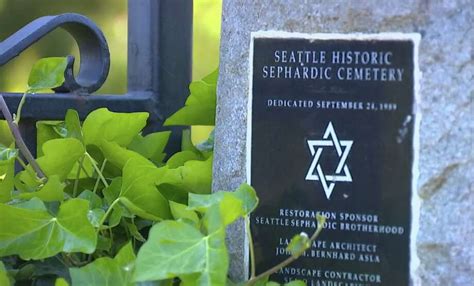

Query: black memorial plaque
[248,33,419,286]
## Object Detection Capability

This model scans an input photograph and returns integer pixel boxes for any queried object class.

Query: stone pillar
[212,1,473,284]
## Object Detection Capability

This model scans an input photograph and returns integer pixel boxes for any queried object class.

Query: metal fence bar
[0,0,193,156]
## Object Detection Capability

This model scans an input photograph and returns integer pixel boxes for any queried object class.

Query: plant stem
[246,218,325,285]
[14,92,28,125]
[0,94,45,179]
[97,198,120,233]
[92,159,108,194]
[85,152,109,188]
[16,157,38,179]
[73,155,85,197]
[245,216,256,278]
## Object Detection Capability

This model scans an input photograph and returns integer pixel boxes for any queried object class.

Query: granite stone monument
[213,1,473,285]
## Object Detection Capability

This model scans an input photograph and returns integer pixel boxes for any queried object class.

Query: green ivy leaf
[0,144,18,161]
[0,145,16,202]
[87,208,106,228]
[65,109,84,142]
[17,138,85,189]
[201,193,243,233]
[0,121,13,147]
[134,220,228,285]
[83,108,148,147]
[13,197,46,210]
[233,183,259,215]
[103,177,122,205]
[102,177,133,226]
[40,138,84,179]
[128,131,171,165]
[17,137,84,192]
[0,198,97,260]
[188,185,257,233]
[286,232,310,258]
[164,69,218,126]
[169,201,199,226]
[70,242,135,286]
[119,158,170,221]
[27,57,68,92]
[36,121,64,156]
[187,183,257,216]
[187,192,225,213]
[0,261,10,286]
[55,278,69,286]
[78,190,103,209]
[100,140,148,170]
[158,155,213,195]
[166,151,203,169]
[17,175,65,202]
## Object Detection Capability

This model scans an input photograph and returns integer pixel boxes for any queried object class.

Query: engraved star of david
[305,122,353,199]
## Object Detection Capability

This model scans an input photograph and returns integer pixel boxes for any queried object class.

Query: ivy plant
[0,58,325,286]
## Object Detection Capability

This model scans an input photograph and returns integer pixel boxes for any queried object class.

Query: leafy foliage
[0,62,319,286]
[27,57,68,93]
[134,221,228,284]
[0,198,96,260]
[70,242,136,286]
[164,69,218,126]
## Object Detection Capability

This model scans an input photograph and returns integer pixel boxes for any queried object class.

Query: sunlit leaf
[17,175,65,202]
[169,201,199,226]
[0,261,10,286]
[164,69,218,126]
[167,151,203,169]
[0,198,97,259]
[233,183,259,215]
[128,131,171,165]
[0,145,16,202]
[36,121,64,156]
[27,57,68,92]
[158,155,213,195]
[83,108,148,147]
[40,138,84,178]
[65,109,83,142]
[134,220,228,285]
[100,140,147,170]
[187,183,257,216]
[0,121,13,147]
[119,158,170,221]
[287,232,310,258]
[78,190,103,209]
[87,209,105,228]
[187,192,225,213]
[201,193,243,233]
[55,277,69,286]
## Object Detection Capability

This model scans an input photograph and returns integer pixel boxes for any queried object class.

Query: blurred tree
[0,0,222,141]
[0,0,127,94]
[0,0,222,94]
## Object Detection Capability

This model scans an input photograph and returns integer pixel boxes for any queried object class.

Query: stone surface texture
[212,0,473,284]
